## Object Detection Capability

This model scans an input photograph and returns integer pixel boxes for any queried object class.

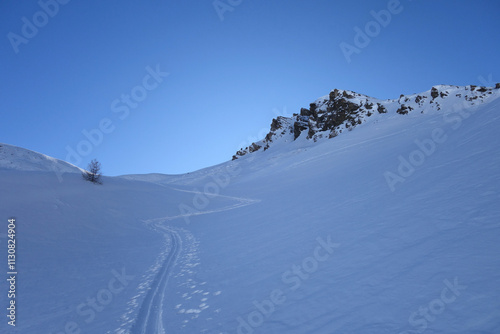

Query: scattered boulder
[232,148,247,160]
[415,95,424,104]
[431,87,439,99]
[377,103,387,113]
[248,143,261,153]
[396,104,409,115]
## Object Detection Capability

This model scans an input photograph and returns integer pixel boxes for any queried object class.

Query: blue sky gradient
[1,0,499,175]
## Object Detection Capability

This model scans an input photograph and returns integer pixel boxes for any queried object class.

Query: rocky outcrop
[232,85,498,160]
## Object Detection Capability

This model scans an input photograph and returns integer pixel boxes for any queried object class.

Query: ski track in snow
[116,188,260,333]
[130,226,181,334]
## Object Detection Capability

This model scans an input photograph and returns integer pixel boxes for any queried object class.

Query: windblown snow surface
[1,86,500,333]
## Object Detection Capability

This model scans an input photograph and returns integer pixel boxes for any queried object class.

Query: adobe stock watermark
[399,277,467,334]
[213,0,243,21]
[7,0,71,54]
[384,99,479,192]
[53,64,169,182]
[52,267,135,334]
[236,236,340,334]
[384,128,447,192]
[340,0,407,64]
[478,73,495,88]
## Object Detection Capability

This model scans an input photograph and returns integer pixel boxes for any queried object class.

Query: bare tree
[82,159,102,184]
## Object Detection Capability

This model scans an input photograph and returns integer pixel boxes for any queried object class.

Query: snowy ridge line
[130,226,181,334]
[0,142,84,174]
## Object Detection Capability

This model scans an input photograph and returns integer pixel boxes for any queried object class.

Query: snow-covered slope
[0,143,83,174]
[1,84,500,334]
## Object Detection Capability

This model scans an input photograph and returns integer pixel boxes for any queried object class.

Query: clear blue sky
[1,0,499,175]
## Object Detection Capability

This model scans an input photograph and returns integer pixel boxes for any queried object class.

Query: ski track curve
[130,227,181,334]
[129,188,260,333]
[145,187,261,224]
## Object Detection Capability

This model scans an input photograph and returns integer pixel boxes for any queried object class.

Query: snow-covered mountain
[233,84,500,160]
[1,84,500,334]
